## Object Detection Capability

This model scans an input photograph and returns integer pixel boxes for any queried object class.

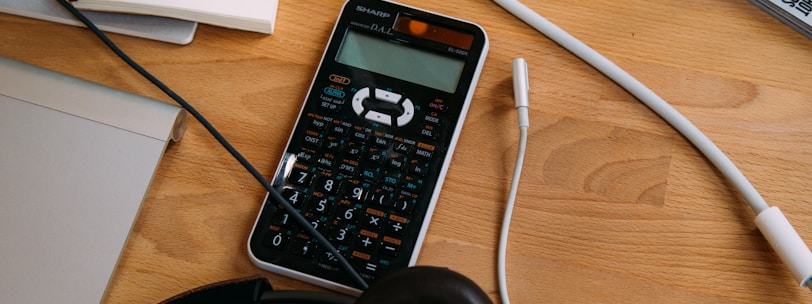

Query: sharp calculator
[248,0,489,294]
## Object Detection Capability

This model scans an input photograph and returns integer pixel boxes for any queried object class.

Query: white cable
[492,0,768,214]
[492,0,812,292]
[499,58,530,304]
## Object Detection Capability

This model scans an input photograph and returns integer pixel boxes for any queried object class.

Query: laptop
[0,56,187,303]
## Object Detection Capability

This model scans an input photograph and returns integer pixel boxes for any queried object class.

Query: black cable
[54,0,369,291]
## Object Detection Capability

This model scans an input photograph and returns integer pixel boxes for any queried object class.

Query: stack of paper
[0,0,197,44]
[73,0,279,34]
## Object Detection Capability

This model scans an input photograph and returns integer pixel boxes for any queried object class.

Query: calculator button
[343,179,367,202]
[415,147,433,160]
[360,262,380,278]
[393,142,412,154]
[419,125,438,140]
[366,148,385,164]
[291,239,318,258]
[303,217,326,235]
[423,113,442,126]
[403,175,422,193]
[281,188,307,208]
[345,142,366,159]
[329,74,350,85]
[314,173,341,194]
[373,136,390,148]
[352,87,370,115]
[310,118,327,130]
[351,130,370,142]
[328,226,353,245]
[366,189,393,208]
[365,110,392,126]
[356,229,379,251]
[392,198,415,215]
[375,88,402,104]
[338,159,360,176]
[428,100,448,113]
[329,124,349,136]
[387,222,406,235]
[289,166,313,186]
[307,194,335,215]
[316,154,337,170]
[263,230,290,250]
[387,155,406,171]
[381,236,402,257]
[387,215,408,235]
[360,167,380,181]
[364,208,386,230]
[396,98,415,127]
[271,211,294,227]
[336,203,360,223]
[323,87,346,99]
[320,249,340,266]
[303,130,323,148]
[296,149,316,164]
[381,174,401,188]
[324,137,343,152]
[409,162,428,176]
[349,251,379,275]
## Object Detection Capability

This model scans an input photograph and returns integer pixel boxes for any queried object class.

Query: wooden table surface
[3,1,812,303]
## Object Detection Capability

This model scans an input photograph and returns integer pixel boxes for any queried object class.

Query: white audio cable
[499,58,531,304]
[493,0,812,292]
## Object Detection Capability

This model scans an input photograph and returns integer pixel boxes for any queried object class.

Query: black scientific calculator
[248,0,488,294]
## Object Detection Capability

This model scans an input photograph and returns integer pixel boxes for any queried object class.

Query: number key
[263,231,290,250]
[281,188,307,208]
[289,165,313,186]
[308,194,335,215]
[314,173,341,194]
[336,202,360,223]
[328,225,353,245]
[342,179,370,203]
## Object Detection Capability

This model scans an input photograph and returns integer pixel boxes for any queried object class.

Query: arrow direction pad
[351,87,415,127]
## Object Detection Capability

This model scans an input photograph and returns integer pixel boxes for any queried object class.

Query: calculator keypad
[250,82,456,287]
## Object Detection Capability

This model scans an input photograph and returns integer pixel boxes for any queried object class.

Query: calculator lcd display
[335,29,465,93]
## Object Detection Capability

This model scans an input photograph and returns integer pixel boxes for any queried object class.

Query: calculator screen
[335,30,465,93]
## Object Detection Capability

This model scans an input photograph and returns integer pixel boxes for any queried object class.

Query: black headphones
[160,266,494,304]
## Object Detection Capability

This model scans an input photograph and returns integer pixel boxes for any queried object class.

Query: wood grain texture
[2,0,811,302]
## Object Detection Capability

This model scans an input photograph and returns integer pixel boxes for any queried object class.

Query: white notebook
[73,0,279,34]
[0,0,197,44]
[0,56,187,303]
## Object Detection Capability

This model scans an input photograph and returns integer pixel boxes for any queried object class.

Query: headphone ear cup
[355,266,493,304]
[159,275,273,304]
